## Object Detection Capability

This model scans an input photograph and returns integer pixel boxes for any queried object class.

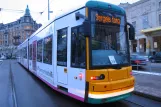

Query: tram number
[108,56,117,64]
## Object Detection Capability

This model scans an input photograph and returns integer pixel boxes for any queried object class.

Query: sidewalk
[132,70,161,102]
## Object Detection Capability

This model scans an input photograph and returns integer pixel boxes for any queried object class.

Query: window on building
[43,35,52,64]
[57,28,67,66]
[25,26,31,30]
[71,26,86,68]
[37,39,43,62]
[26,17,30,22]
[142,14,149,29]
[29,44,32,60]
[5,35,7,39]
[5,41,7,45]
[159,1,161,8]
[132,21,136,30]
[159,14,161,26]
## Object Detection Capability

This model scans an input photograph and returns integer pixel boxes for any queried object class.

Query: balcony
[13,35,20,39]
[13,35,21,46]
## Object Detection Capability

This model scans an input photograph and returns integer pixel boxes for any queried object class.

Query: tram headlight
[90,74,105,80]
[99,74,105,79]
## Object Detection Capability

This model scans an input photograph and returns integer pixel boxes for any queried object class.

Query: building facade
[120,0,161,55]
[0,5,41,57]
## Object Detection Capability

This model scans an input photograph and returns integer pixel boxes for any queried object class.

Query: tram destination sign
[96,14,120,25]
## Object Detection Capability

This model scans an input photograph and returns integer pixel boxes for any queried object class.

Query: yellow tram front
[83,1,135,104]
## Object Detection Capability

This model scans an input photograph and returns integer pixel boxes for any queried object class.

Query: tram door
[56,28,68,85]
[32,41,37,72]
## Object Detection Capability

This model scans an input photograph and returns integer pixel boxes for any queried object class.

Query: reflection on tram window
[37,39,43,62]
[57,28,67,66]
[43,35,52,64]
[29,44,32,60]
[71,26,85,68]
[24,47,27,58]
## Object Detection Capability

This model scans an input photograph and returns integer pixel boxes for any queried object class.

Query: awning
[141,26,161,36]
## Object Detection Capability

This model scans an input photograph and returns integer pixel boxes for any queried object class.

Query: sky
[0,0,139,25]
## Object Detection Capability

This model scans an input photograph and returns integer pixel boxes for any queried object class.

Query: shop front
[141,27,161,55]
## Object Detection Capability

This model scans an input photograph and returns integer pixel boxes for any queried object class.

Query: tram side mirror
[127,22,135,40]
[75,12,86,20]
[83,21,91,37]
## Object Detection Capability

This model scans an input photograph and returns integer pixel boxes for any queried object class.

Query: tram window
[29,44,32,60]
[71,26,85,68]
[43,35,52,64]
[23,48,24,58]
[37,40,43,62]
[24,47,27,58]
[23,48,25,58]
[20,50,21,57]
[21,49,23,58]
[57,28,67,66]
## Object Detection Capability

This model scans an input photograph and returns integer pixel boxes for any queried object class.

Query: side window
[71,26,85,68]
[24,47,27,58]
[37,40,43,62]
[142,14,149,29]
[25,47,27,58]
[43,35,52,64]
[57,28,67,66]
[29,44,32,60]
[21,49,23,58]
[23,48,25,58]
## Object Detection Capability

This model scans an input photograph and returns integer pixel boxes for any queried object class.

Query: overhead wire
[0,8,24,13]
[0,0,55,23]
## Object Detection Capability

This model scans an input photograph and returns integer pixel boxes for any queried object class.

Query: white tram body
[17,1,135,104]
[18,6,86,101]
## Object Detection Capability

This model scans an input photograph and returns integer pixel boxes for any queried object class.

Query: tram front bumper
[87,87,134,104]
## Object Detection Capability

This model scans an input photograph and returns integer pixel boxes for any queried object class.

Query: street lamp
[48,0,53,20]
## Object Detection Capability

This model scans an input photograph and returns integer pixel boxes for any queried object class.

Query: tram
[17,1,135,104]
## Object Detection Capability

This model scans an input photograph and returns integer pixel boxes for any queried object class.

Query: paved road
[1,60,161,107]
[0,60,13,107]
[133,71,161,100]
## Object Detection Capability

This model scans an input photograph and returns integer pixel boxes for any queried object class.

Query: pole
[48,0,50,20]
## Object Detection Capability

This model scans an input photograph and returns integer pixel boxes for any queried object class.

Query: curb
[133,91,161,102]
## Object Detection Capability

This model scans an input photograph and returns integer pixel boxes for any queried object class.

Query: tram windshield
[90,10,129,67]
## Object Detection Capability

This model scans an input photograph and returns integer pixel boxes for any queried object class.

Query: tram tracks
[124,99,144,107]
[9,61,18,107]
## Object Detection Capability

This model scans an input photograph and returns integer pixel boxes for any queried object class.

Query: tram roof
[85,1,125,14]
[26,1,125,41]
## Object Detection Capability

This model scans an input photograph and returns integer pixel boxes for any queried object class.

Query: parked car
[149,52,161,63]
[0,55,6,60]
[130,54,148,67]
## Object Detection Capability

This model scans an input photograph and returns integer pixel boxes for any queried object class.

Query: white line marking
[133,70,161,76]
